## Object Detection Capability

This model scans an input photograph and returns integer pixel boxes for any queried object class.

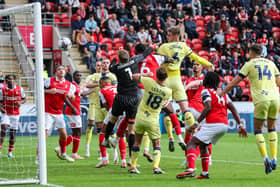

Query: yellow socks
[184,111,195,126]
[85,126,93,145]
[268,130,278,159]
[153,148,161,168]
[164,116,173,139]
[255,133,268,159]
[131,147,140,168]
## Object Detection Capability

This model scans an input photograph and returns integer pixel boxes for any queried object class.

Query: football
[58,37,72,50]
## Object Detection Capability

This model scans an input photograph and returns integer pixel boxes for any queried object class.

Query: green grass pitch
[1,133,280,187]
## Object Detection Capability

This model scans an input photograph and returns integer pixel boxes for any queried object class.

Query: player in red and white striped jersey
[64,71,84,160]
[45,65,76,163]
[0,75,25,158]
[96,76,127,168]
[176,72,247,180]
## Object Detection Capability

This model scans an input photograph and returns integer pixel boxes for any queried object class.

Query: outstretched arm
[188,53,212,67]
[185,80,202,90]
[218,75,243,97]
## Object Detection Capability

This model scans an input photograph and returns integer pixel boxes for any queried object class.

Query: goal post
[0,2,46,185]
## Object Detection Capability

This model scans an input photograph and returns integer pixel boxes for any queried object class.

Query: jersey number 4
[255,65,272,80]
[146,92,162,109]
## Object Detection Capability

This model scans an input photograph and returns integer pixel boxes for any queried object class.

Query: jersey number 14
[255,65,272,80]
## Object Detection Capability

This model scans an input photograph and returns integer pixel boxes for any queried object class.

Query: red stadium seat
[198,50,208,57]
[54,13,61,26]
[209,51,220,59]
[272,27,280,32]
[238,80,246,89]
[101,50,108,57]
[80,2,88,9]
[61,13,70,27]
[46,2,55,11]
[194,15,204,21]
[201,55,209,60]
[224,75,233,82]
[196,26,206,32]
[114,43,124,50]
[185,39,191,47]
[204,15,212,24]
[113,38,124,44]
[108,50,117,57]
[231,27,239,40]
[194,15,204,26]
[120,26,128,31]
[191,39,203,51]
[198,30,207,39]
[101,37,113,43]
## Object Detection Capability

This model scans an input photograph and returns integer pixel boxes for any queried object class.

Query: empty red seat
[192,39,202,51]
[204,15,212,24]
[101,37,113,43]
[61,13,70,27]
[114,43,124,50]
[80,2,88,9]
[198,50,208,56]
[108,50,117,57]
[113,38,124,44]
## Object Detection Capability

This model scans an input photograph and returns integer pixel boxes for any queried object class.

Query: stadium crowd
[28,0,280,101]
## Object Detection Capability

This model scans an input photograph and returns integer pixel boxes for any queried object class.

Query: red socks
[59,138,66,154]
[119,137,126,160]
[208,144,212,155]
[66,135,73,146]
[72,136,80,154]
[117,118,128,138]
[99,133,107,158]
[201,154,210,172]
[8,144,14,153]
[186,149,197,169]
[170,114,181,135]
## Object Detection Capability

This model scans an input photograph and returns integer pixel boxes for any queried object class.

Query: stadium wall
[3,102,279,136]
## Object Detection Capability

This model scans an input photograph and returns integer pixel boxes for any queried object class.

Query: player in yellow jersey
[157,26,213,129]
[219,44,280,175]
[129,67,172,174]
[84,59,117,158]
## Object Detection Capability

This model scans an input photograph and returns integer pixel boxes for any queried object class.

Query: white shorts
[189,107,201,120]
[193,123,228,145]
[45,113,66,130]
[66,115,82,128]
[1,114,20,130]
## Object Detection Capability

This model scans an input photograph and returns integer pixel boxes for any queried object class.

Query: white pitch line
[162,155,263,166]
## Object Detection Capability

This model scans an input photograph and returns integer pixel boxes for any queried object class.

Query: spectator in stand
[68,0,80,14]
[148,29,162,46]
[163,4,175,20]
[139,4,153,21]
[251,0,264,8]
[239,28,252,48]
[174,4,186,23]
[277,0,280,9]
[260,40,268,57]
[178,0,192,14]
[269,5,280,21]
[220,56,231,75]
[238,7,248,24]
[125,25,138,51]
[184,16,198,39]
[203,32,214,49]
[100,0,114,12]
[210,53,224,77]
[165,14,176,28]
[213,29,225,50]
[137,26,149,45]
[92,27,103,43]
[200,0,212,15]
[85,4,95,20]
[76,4,86,20]
[222,43,233,59]
[230,51,241,76]
[85,14,97,34]
[266,0,276,9]
[228,5,238,26]
[142,13,156,32]
[217,14,230,32]
[210,0,222,13]
[72,14,85,43]
[234,43,245,64]
[91,0,100,7]
[57,0,69,12]
[191,0,202,16]
[96,3,108,24]
[218,6,229,19]
[76,27,91,53]
[126,0,135,11]
[155,14,167,42]
[130,16,141,32]
[207,16,219,35]
[130,5,138,20]
[108,13,124,40]
[177,19,188,41]
[262,17,273,37]
[249,5,262,22]
[117,2,130,26]
[258,32,269,45]
[225,27,236,46]
[248,16,262,38]
[267,38,280,58]
[243,0,251,12]
[155,3,165,19]
[251,33,257,44]
[42,2,53,25]
[84,36,100,73]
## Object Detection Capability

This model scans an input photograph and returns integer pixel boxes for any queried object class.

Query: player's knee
[184,111,195,126]
[254,130,262,135]
[132,146,140,152]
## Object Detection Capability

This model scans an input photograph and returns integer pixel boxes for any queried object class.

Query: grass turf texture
[1,133,280,187]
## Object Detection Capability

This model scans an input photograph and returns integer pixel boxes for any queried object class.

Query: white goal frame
[0,2,46,185]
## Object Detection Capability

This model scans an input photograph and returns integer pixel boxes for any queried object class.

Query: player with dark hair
[176,72,247,179]
[129,67,172,174]
[64,71,84,159]
[219,44,280,174]
[102,48,153,160]
[0,75,25,158]
[45,65,76,162]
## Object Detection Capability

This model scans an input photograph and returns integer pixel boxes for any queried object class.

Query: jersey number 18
[146,92,162,109]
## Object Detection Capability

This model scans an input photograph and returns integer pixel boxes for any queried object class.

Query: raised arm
[188,53,212,67]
